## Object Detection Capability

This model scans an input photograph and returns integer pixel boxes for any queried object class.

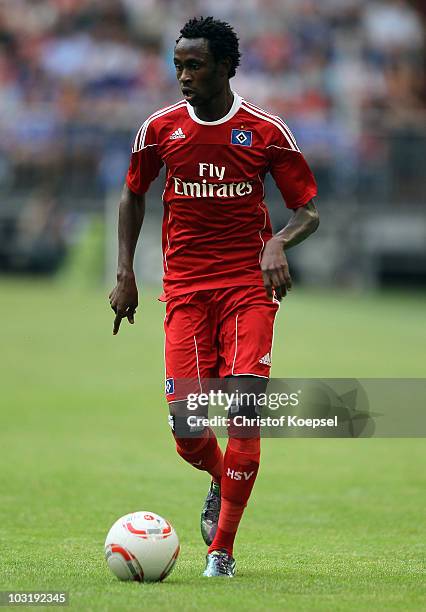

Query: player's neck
[192,87,234,122]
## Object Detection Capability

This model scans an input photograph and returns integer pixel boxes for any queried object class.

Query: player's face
[174,38,228,106]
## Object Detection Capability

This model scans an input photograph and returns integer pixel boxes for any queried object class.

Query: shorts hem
[229,372,270,379]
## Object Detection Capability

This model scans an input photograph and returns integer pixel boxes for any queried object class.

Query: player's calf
[168,402,223,481]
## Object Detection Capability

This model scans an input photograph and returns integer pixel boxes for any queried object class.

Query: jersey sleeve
[126,120,164,195]
[267,121,317,209]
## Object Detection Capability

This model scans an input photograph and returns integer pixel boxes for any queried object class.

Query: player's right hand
[108,272,139,335]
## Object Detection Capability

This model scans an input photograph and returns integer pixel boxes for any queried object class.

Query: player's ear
[219,57,232,78]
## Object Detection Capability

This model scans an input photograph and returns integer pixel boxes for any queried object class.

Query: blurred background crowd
[0,0,424,284]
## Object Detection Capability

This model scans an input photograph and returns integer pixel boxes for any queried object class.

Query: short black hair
[177,16,241,78]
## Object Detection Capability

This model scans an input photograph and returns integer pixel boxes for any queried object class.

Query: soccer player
[109,16,319,577]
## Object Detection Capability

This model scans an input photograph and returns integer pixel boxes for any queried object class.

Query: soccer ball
[104,511,180,582]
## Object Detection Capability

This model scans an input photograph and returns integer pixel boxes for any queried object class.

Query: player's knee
[226,396,261,440]
[168,400,207,440]
[227,374,268,419]
[226,375,266,440]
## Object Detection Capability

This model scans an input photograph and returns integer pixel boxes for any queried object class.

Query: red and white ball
[105,511,180,582]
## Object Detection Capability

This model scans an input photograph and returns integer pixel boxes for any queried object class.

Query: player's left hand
[260,237,292,301]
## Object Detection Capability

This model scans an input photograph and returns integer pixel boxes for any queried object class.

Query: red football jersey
[126,93,317,299]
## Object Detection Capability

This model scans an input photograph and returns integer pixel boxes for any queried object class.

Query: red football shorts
[164,286,279,401]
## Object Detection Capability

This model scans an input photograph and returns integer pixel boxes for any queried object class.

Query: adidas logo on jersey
[259,352,272,366]
[170,128,186,140]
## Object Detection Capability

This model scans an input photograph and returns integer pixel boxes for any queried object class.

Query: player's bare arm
[261,199,319,301]
[109,184,145,335]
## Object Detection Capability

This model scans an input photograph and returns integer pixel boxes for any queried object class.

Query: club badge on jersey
[231,129,252,147]
[165,378,175,395]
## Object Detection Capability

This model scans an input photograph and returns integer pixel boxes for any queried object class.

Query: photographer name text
[187,415,338,429]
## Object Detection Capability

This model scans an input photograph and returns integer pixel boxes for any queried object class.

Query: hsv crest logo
[165,378,175,395]
[170,128,186,140]
[231,129,252,147]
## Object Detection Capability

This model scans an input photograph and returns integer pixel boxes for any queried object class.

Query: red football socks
[208,436,260,556]
[174,427,223,482]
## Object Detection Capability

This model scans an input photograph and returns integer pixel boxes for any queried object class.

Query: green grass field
[1,280,425,611]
